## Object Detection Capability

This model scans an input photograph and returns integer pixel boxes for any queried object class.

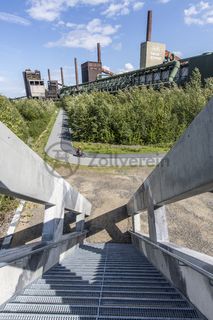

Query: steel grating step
[13,296,189,308]
[29,283,177,292]
[3,304,98,315]
[23,289,180,298]
[36,279,169,285]
[50,269,159,275]
[0,315,97,320]
[0,243,203,320]
[45,270,162,277]
[0,314,202,320]
[24,289,101,297]
[42,275,164,280]
[3,304,200,318]
[56,268,158,272]
[99,307,200,318]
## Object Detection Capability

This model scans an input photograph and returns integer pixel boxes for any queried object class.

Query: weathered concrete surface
[0,122,91,216]
[0,232,86,306]
[128,97,213,214]
[131,232,213,320]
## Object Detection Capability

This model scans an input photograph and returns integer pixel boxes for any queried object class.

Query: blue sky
[0,0,212,97]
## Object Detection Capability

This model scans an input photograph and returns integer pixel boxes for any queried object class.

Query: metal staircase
[0,243,203,319]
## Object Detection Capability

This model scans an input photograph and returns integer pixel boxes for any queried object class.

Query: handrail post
[42,203,65,242]
[42,185,65,242]
[76,213,86,233]
[148,202,169,243]
[132,213,141,233]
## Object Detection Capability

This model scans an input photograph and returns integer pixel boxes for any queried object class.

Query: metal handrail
[0,231,87,268]
[130,231,213,281]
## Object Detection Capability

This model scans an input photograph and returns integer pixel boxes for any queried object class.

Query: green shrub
[63,70,213,146]
[0,96,29,142]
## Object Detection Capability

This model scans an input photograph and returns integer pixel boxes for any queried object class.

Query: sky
[0,0,213,97]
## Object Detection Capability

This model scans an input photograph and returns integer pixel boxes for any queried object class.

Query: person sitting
[76,145,82,157]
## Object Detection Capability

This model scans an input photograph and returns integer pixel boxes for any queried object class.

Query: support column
[148,203,169,243]
[76,213,85,233]
[132,213,141,233]
[42,203,65,242]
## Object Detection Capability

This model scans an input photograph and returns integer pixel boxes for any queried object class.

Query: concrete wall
[0,122,91,215]
[131,232,213,320]
[0,122,91,241]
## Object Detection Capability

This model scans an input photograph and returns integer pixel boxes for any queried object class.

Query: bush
[0,97,57,216]
[63,69,212,146]
[0,96,29,142]
[14,99,56,141]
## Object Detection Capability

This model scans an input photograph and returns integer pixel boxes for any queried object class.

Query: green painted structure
[60,52,213,96]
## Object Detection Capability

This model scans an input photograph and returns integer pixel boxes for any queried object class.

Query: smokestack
[146,10,152,42]
[74,58,79,87]
[60,67,64,86]
[97,43,101,63]
[48,69,51,81]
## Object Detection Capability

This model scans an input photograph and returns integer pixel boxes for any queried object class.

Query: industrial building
[80,43,114,84]
[23,69,46,99]
[23,67,66,100]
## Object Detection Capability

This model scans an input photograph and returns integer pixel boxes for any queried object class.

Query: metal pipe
[146,10,152,42]
[60,67,64,86]
[169,60,181,82]
[97,43,101,63]
[74,58,79,86]
[48,69,51,81]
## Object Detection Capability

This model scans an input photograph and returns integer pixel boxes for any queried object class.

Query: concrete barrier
[0,122,91,242]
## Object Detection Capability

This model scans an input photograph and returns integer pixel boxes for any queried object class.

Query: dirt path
[10,166,213,256]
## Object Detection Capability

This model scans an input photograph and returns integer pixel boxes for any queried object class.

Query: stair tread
[0,243,202,320]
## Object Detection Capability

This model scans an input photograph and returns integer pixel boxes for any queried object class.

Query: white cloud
[27,0,109,22]
[158,0,171,3]
[124,62,134,71]
[28,0,145,21]
[102,0,144,17]
[118,62,134,73]
[0,12,30,26]
[103,3,130,17]
[184,1,213,25]
[27,0,68,22]
[46,18,119,50]
[133,2,144,11]
[0,76,5,83]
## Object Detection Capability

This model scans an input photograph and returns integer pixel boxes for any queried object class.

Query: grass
[72,141,171,154]
[33,108,58,158]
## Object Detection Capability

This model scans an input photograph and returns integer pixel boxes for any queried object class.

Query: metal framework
[60,60,189,96]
